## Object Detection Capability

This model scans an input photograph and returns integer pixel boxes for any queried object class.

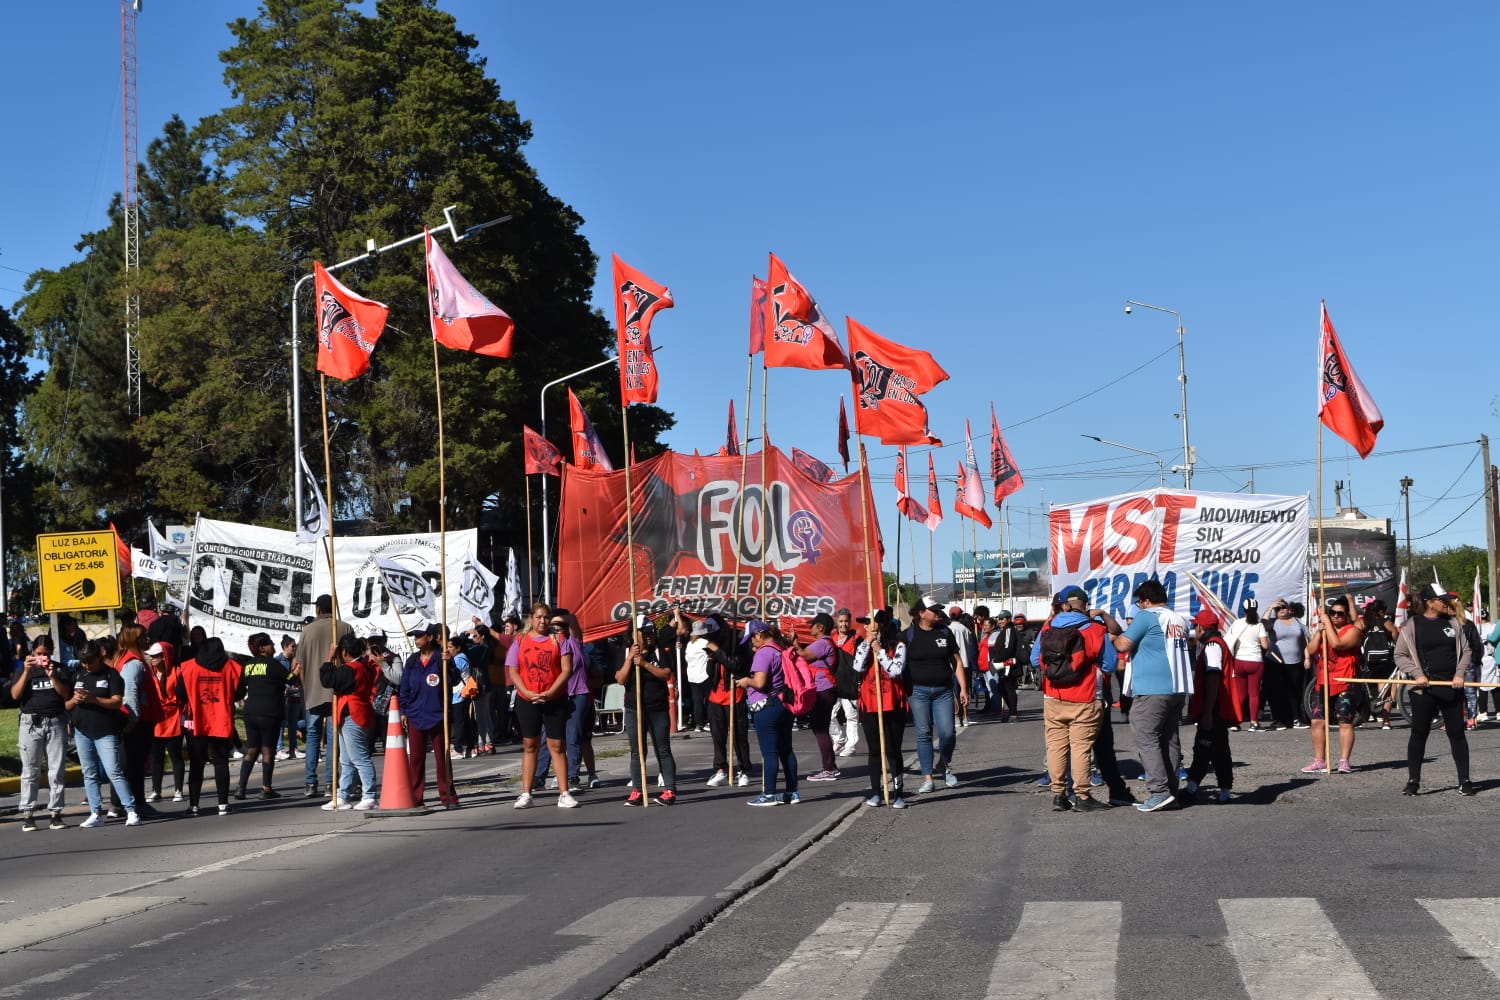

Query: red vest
[1191,634,1240,723]
[857,642,910,714]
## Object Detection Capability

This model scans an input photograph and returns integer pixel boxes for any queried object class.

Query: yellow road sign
[37,530,123,613]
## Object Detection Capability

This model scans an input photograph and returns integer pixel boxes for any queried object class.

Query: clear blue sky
[4,2,1498,582]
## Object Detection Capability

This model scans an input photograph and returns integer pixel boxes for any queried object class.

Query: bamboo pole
[855,440,890,804]
[1316,420,1331,774]
[620,408,648,809]
[431,339,453,791]
[319,375,341,796]
[525,474,534,602]
[1343,676,1499,687]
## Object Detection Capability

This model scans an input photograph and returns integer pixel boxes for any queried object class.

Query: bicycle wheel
[1302,678,1319,720]
[1399,685,1443,729]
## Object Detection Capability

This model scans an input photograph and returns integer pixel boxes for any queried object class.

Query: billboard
[1309,526,1398,612]
[950,549,1049,594]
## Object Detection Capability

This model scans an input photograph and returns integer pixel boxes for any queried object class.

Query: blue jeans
[77,730,135,814]
[908,684,956,777]
[750,696,798,796]
[975,670,999,711]
[338,719,375,802]
[565,692,593,781]
[304,707,333,788]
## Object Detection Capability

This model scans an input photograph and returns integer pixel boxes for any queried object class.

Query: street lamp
[1081,434,1166,487]
[538,357,620,605]
[1124,300,1194,488]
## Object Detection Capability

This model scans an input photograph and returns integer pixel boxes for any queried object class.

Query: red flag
[108,521,131,577]
[1318,301,1383,458]
[749,275,768,355]
[954,421,993,529]
[836,397,851,473]
[846,317,948,446]
[426,230,514,357]
[523,425,563,476]
[894,446,929,523]
[989,404,1024,505]
[925,452,943,530]
[1185,570,1234,631]
[791,448,834,483]
[313,262,388,379]
[724,399,741,457]
[613,255,672,406]
[568,389,613,471]
[764,254,847,370]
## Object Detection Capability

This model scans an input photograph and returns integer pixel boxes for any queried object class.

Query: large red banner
[558,447,883,639]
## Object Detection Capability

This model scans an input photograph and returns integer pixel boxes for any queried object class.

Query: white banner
[187,518,479,656]
[131,547,170,584]
[1048,488,1308,618]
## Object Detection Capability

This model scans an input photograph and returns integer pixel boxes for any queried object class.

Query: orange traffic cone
[374,693,428,815]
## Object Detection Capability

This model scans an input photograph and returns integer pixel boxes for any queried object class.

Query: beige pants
[1044,697,1102,797]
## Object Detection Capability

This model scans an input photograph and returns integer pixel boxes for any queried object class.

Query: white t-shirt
[1224,619,1266,662]
[684,637,711,685]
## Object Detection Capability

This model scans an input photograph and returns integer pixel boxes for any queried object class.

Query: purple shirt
[748,642,784,707]
[560,636,588,696]
[804,637,836,692]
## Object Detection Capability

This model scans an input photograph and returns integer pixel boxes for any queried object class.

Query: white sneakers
[80,813,102,829]
[125,810,141,827]
[707,771,728,787]
[513,792,533,809]
[737,772,750,787]
[557,792,579,809]
[353,798,376,811]
[321,798,351,812]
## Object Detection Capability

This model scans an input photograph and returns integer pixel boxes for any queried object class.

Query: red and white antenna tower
[121,0,142,416]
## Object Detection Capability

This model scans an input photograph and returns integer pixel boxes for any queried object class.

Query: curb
[0,765,84,797]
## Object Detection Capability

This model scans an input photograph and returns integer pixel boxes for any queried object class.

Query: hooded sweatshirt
[176,637,244,739]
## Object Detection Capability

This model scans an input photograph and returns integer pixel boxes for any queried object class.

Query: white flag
[131,547,170,584]
[147,519,174,559]
[374,555,439,621]
[211,557,234,615]
[456,546,502,624]
[503,548,523,619]
[295,451,331,544]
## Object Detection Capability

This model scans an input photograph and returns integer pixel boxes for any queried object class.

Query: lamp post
[538,358,618,605]
[1124,300,1193,488]
[1400,476,1414,581]
[1081,434,1166,488]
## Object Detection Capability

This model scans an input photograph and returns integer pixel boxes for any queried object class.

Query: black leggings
[809,688,838,772]
[1407,687,1470,783]
[860,706,906,795]
[187,735,233,808]
[152,733,184,795]
[239,714,280,790]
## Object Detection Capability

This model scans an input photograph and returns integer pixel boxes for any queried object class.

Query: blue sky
[4,2,1498,582]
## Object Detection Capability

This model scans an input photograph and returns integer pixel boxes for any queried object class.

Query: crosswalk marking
[985,901,1121,999]
[466,896,701,1000]
[1419,897,1500,980]
[739,902,931,999]
[0,896,181,955]
[1219,897,1380,1000]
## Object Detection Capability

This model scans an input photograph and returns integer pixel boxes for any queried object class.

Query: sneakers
[1337,760,1353,774]
[736,772,751,787]
[304,784,320,799]
[1381,723,1392,730]
[865,794,882,807]
[1107,790,1138,807]
[1300,759,1328,773]
[187,806,200,817]
[125,810,141,827]
[1072,795,1104,813]
[1034,775,1052,787]
[918,779,937,794]
[1185,780,1199,796]
[218,804,230,816]
[145,791,159,803]
[80,812,102,829]
[623,790,642,807]
[1088,772,1104,787]
[321,798,350,811]
[837,748,857,758]
[1247,723,1264,732]
[20,814,37,832]
[275,749,291,761]
[889,796,907,810]
[1403,780,1420,796]
[557,791,579,809]
[806,770,839,782]
[450,750,466,760]
[231,750,244,760]
[514,792,534,809]
[656,790,677,806]
[783,792,800,805]
[706,771,728,787]
[746,793,780,807]
[49,812,65,830]
[234,787,247,801]
[1292,721,1309,729]
[1136,792,1176,813]
[1051,794,1072,812]
[353,798,376,811]
[172,790,184,802]
[1460,781,1478,797]
[588,774,603,789]
[944,770,959,788]
[1216,789,1233,803]
[260,788,281,800]
[294,750,306,759]
[105,809,121,820]
[544,777,559,790]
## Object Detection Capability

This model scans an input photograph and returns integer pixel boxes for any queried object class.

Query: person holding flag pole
[846,314,949,803]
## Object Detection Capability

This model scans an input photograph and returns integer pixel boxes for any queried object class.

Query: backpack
[779,644,819,715]
[1039,622,1091,687]
[833,643,860,700]
[1359,625,1393,679]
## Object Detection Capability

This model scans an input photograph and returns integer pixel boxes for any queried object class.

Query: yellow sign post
[37,530,123,613]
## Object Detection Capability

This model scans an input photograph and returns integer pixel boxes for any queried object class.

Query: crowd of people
[8,579,1493,829]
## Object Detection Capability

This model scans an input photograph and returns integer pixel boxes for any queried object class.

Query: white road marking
[985,901,1121,999]
[466,896,702,1000]
[1220,897,1380,999]
[114,830,347,894]
[1419,897,1500,979]
[740,901,930,999]
[0,896,179,955]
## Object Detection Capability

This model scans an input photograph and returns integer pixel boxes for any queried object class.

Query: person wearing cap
[400,623,465,809]
[234,632,289,801]
[946,606,978,729]
[829,609,861,757]
[1301,594,1366,775]
[1224,599,1269,732]
[904,597,966,793]
[10,635,73,830]
[698,616,753,788]
[793,612,843,781]
[1393,584,1475,795]
[853,609,909,808]
[676,607,713,733]
[146,640,185,803]
[1184,610,1238,803]
[738,619,800,805]
[1113,579,1194,813]
[294,595,354,799]
[617,613,677,806]
[985,610,1021,720]
[1031,586,1120,812]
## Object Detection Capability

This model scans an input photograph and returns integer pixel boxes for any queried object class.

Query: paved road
[4,693,1498,999]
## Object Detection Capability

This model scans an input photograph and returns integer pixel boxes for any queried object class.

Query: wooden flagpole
[620,407,649,809]
[319,374,341,795]
[1317,419,1331,774]
[726,357,754,785]
[856,440,890,804]
[431,340,453,777]
[525,474,534,602]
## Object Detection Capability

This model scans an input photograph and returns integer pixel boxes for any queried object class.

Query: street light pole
[1081,434,1165,487]
[1125,300,1193,488]
[1400,476,1414,582]
[538,357,619,605]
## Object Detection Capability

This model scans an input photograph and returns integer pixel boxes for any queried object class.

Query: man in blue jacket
[397,625,461,809]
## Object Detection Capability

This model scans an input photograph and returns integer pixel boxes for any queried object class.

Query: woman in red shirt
[505,603,574,809]
[1302,596,1363,775]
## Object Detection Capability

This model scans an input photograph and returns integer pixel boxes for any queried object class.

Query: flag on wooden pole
[426,230,515,357]
[313,263,388,379]
[894,446,929,523]
[1318,301,1384,458]
[763,254,846,370]
[846,317,948,446]
[990,404,1024,504]
[568,389,613,471]
[612,255,672,406]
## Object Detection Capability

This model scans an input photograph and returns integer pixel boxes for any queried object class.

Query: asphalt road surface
[3,691,1498,999]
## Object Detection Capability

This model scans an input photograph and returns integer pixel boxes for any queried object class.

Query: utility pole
[1400,476,1414,583]
[1483,435,1496,621]
[121,0,142,417]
